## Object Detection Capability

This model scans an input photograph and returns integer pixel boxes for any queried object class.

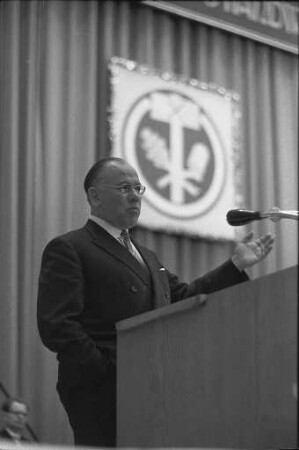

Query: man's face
[89,161,143,229]
[3,401,28,434]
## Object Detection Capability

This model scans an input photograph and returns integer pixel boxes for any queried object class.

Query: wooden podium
[116,266,297,449]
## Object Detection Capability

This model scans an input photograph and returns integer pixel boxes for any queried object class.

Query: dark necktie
[119,230,147,268]
[119,230,134,254]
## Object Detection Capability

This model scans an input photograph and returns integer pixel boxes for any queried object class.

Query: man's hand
[231,231,275,271]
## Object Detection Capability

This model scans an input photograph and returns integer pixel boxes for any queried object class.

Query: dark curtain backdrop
[0,0,298,444]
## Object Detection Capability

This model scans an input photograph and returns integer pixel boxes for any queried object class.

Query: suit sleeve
[168,259,249,303]
[37,237,109,381]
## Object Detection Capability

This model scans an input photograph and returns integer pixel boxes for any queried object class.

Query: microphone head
[226,209,262,226]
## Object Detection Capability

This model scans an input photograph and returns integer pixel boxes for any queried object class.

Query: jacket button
[130,285,138,293]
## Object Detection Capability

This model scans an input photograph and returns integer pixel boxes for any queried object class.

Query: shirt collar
[89,215,123,240]
[4,427,22,441]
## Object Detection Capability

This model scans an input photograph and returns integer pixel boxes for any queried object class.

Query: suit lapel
[84,220,150,285]
[133,240,169,309]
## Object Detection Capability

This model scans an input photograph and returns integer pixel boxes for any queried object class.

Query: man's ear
[88,187,101,205]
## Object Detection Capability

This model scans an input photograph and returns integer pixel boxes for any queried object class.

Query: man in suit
[37,157,275,447]
[0,398,29,444]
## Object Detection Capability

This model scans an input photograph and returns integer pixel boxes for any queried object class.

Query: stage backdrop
[110,58,243,240]
[0,0,298,446]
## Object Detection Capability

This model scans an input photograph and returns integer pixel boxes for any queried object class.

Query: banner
[109,57,244,240]
[143,1,299,54]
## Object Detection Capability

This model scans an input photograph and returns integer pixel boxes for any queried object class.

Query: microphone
[226,209,262,226]
[226,207,299,226]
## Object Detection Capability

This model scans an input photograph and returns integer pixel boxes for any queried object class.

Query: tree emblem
[140,126,210,205]
[122,89,226,219]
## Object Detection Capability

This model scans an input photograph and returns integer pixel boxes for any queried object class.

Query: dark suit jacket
[37,220,248,392]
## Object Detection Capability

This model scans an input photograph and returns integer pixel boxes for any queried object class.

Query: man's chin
[125,216,139,229]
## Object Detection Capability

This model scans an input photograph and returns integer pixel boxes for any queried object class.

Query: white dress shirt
[89,215,146,266]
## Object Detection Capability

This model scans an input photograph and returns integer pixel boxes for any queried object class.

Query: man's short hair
[1,397,28,413]
[83,157,126,194]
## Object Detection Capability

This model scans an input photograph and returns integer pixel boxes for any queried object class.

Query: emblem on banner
[122,90,226,219]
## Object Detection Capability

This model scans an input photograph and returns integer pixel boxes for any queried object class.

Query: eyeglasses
[8,411,28,417]
[98,184,146,196]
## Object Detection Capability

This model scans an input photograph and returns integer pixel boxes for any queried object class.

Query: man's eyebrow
[117,182,141,186]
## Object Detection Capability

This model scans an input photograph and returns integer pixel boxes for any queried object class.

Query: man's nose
[128,190,141,201]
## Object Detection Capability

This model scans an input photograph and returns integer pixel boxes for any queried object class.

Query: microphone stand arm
[260,208,299,222]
